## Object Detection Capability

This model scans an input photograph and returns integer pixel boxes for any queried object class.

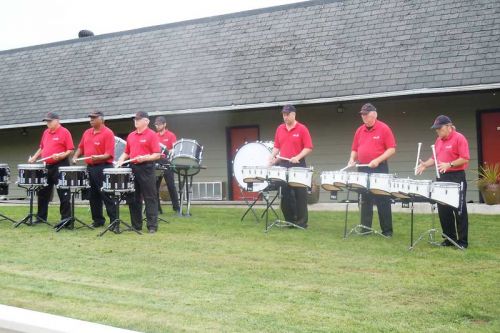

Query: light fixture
[337,104,344,113]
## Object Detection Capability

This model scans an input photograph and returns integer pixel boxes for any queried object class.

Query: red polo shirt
[40,125,74,165]
[78,125,115,165]
[351,120,396,164]
[157,130,177,150]
[434,129,470,172]
[274,121,313,158]
[125,127,161,163]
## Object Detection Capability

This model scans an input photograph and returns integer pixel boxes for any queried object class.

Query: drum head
[233,142,272,192]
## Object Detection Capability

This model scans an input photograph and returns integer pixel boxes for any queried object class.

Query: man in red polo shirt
[28,112,74,226]
[349,103,396,237]
[116,111,161,233]
[270,105,313,228]
[416,115,470,248]
[154,116,180,214]
[72,110,116,228]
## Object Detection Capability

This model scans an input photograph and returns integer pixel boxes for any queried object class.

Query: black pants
[37,160,71,222]
[88,164,117,225]
[279,160,308,227]
[436,171,468,247]
[156,167,180,212]
[128,163,158,231]
[358,163,393,235]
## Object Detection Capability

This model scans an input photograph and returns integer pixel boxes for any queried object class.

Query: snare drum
[254,166,270,181]
[170,139,203,168]
[288,167,313,188]
[390,178,411,199]
[17,164,47,186]
[320,171,348,191]
[0,164,10,184]
[408,179,432,199]
[369,173,394,196]
[268,166,288,183]
[430,182,460,208]
[102,168,135,192]
[57,166,89,189]
[347,172,368,190]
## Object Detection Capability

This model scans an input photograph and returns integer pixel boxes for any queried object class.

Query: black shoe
[382,232,393,238]
[91,222,104,228]
[148,229,156,234]
[64,223,74,230]
[440,240,453,247]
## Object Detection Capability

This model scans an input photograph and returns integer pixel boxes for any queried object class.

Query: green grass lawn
[0,205,499,332]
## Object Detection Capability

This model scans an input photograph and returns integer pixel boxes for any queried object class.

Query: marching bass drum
[232,141,273,192]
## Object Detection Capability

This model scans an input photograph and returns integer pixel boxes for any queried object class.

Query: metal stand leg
[240,190,262,223]
[54,190,94,232]
[265,186,304,233]
[0,212,16,224]
[15,187,51,228]
[345,190,389,239]
[99,193,142,237]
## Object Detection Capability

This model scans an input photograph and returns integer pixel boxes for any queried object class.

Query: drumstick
[114,156,141,167]
[340,165,351,172]
[431,144,440,179]
[74,156,91,161]
[415,142,422,176]
[276,155,291,162]
[36,156,52,163]
[355,164,369,167]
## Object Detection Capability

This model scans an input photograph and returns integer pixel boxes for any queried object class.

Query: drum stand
[265,184,305,233]
[54,187,94,232]
[409,201,464,251]
[15,186,51,228]
[99,191,142,237]
[344,189,390,239]
[174,166,202,217]
[240,184,279,223]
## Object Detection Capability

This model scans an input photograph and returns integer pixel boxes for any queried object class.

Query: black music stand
[54,187,94,232]
[344,187,390,239]
[99,192,142,237]
[15,185,51,228]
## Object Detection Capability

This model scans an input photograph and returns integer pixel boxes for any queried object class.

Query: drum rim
[58,166,88,171]
[103,168,132,173]
[17,164,46,169]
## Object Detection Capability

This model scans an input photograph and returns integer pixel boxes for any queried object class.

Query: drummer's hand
[52,153,61,161]
[91,155,99,162]
[269,156,277,166]
[72,158,77,165]
[28,156,36,163]
[368,159,380,168]
[415,160,426,175]
[348,158,356,167]
[437,161,450,174]
[114,161,122,168]
[136,155,148,163]
[290,156,300,164]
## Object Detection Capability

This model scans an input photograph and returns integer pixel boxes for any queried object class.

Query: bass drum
[233,141,273,192]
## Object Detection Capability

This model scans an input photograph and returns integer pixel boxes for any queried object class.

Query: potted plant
[477,163,500,205]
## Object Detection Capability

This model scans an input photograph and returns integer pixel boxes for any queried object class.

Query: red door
[228,126,259,200]
[480,111,500,165]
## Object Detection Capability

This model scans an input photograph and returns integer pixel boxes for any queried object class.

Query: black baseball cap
[42,112,60,121]
[282,105,296,113]
[154,116,167,125]
[359,103,377,114]
[431,115,452,129]
[133,111,149,120]
[88,110,104,118]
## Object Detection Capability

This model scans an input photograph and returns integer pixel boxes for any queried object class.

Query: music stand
[15,185,51,228]
[54,187,94,232]
[99,191,142,237]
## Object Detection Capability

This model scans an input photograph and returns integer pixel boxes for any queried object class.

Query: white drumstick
[276,155,291,162]
[74,156,91,161]
[431,144,440,179]
[114,156,141,167]
[355,164,369,167]
[340,165,351,172]
[415,142,422,176]
[36,156,52,163]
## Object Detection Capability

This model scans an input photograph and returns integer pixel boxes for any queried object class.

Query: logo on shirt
[94,141,101,146]
[373,136,380,140]
[292,133,300,138]
[445,145,452,149]
[140,139,147,143]
[53,137,60,141]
